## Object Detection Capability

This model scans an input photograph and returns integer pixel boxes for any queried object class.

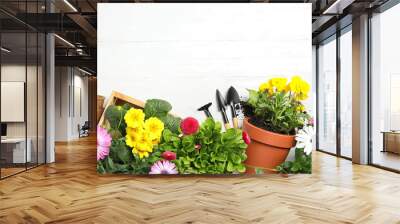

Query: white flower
[295,126,314,155]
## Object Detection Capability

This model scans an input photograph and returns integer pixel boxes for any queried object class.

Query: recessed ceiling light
[1,47,11,53]
[323,0,354,15]
[54,34,75,48]
[78,67,93,76]
[63,0,78,12]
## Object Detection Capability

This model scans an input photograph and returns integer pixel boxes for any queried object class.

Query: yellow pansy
[258,82,271,92]
[296,105,305,112]
[124,108,145,128]
[125,127,142,148]
[288,76,310,101]
[270,77,287,92]
[144,117,164,140]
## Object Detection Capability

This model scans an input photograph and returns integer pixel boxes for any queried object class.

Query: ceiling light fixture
[1,47,11,53]
[322,0,354,15]
[78,67,93,76]
[63,0,78,12]
[54,34,75,48]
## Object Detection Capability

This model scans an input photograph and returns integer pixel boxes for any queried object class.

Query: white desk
[1,138,31,163]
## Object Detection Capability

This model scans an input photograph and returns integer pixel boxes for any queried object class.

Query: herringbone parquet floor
[1,135,400,224]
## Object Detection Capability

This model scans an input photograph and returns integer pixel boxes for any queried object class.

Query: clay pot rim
[243,117,295,149]
[244,117,295,138]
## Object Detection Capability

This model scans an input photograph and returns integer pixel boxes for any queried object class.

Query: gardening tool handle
[224,123,231,130]
[233,117,238,129]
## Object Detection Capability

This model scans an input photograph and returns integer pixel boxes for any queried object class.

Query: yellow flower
[144,117,164,140]
[132,147,150,159]
[125,127,142,148]
[259,82,271,92]
[270,77,287,92]
[296,105,305,112]
[124,108,145,128]
[288,76,310,101]
[131,131,153,158]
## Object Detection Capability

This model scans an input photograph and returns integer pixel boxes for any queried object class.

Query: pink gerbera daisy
[97,126,112,161]
[149,160,178,175]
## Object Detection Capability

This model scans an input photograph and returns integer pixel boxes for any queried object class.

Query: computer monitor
[1,123,7,137]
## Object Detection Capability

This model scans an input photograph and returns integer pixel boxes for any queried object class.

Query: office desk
[382,131,400,154]
[1,138,31,163]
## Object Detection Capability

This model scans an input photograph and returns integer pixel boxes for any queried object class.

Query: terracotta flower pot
[243,118,295,174]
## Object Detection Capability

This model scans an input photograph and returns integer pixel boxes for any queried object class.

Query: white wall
[98,3,312,123]
[55,67,89,141]
[1,63,46,163]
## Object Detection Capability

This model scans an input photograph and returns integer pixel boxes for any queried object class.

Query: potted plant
[242,76,311,174]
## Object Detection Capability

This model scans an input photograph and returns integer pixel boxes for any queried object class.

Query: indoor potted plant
[242,76,311,174]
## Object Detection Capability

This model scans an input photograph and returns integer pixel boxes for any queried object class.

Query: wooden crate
[98,91,146,128]
[97,95,105,123]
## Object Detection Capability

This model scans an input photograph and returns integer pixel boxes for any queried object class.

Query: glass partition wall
[316,26,352,159]
[370,3,400,172]
[317,35,337,155]
[0,3,46,179]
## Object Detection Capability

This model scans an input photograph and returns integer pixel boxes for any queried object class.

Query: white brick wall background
[98,3,312,124]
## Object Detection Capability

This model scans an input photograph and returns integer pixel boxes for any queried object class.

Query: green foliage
[160,114,181,134]
[144,99,181,134]
[246,90,309,135]
[98,99,248,175]
[104,105,128,137]
[144,99,172,118]
[97,140,153,175]
[109,138,132,164]
[98,99,182,175]
[156,118,247,174]
[276,148,312,174]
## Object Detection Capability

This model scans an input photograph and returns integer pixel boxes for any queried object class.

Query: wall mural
[97,4,313,175]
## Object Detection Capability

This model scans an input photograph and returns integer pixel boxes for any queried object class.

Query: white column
[46,32,55,163]
[352,14,369,164]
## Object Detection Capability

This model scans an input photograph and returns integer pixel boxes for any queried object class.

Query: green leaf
[105,156,115,172]
[255,167,264,174]
[144,99,172,119]
[109,129,122,139]
[105,105,127,131]
[248,89,259,106]
[226,161,234,172]
[236,164,246,173]
[117,147,131,164]
[160,114,181,134]
[162,129,173,142]
[97,160,106,174]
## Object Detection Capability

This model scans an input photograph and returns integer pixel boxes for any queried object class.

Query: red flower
[162,151,176,161]
[180,117,199,135]
[242,131,251,145]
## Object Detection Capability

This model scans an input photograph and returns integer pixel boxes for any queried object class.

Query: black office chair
[79,121,90,138]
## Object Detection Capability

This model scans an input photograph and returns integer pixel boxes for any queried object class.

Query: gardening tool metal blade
[227,86,244,128]
[216,89,231,129]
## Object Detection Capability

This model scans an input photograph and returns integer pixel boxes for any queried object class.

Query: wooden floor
[0,136,400,224]
[373,150,400,171]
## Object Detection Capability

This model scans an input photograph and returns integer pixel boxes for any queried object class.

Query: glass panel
[26,0,39,169]
[318,37,337,154]
[27,30,38,169]
[38,32,45,165]
[371,4,400,171]
[1,31,27,177]
[340,29,352,158]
